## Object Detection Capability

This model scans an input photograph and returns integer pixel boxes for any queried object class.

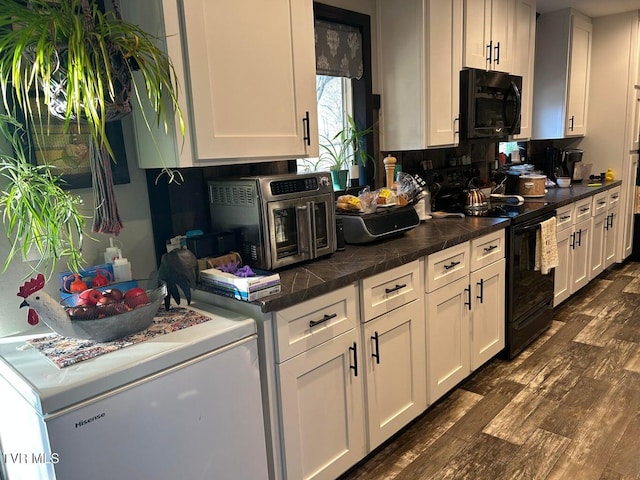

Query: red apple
[67,306,98,320]
[124,287,149,308]
[101,288,124,302]
[77,288,102,306]
[96,295,118,306]
[103,303,132,316]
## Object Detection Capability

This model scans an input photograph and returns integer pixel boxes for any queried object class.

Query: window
[298,75,353,173]
[297,4,374,187]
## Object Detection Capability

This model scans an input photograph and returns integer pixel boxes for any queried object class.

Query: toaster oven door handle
[308,201,318,258]
[296,203,315,259]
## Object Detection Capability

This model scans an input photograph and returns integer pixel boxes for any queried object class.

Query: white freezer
[0,301,269,480]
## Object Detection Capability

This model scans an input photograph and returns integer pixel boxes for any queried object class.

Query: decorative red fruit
[96,295,118,306]
[101,288,124,302]
[77,288,102,306]
[124,287,149,308]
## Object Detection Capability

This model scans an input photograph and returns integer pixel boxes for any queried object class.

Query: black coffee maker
[561,148,584,182]
[544,147,583,183]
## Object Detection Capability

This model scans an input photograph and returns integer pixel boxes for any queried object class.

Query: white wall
[0,116,157,337]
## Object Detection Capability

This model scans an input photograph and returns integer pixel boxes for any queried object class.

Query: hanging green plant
[0,0,183,158]
[0,114,87,279]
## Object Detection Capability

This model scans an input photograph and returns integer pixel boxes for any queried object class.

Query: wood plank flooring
[340,260,640,480]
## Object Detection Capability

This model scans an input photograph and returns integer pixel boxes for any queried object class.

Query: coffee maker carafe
[561,148,584,182]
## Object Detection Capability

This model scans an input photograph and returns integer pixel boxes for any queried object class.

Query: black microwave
[460,68,522,141]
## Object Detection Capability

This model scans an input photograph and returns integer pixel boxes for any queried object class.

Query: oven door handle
[514,214,555,234]
[296,204,312,258]
[308,201,318,258]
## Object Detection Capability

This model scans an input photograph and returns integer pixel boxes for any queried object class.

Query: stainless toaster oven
[208,172,336,270]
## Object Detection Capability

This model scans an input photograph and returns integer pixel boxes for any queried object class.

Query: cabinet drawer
[574,198,592,223]
[592,191,608,216]
[608,187,621,207]
[556,204,574,231]
[425,242,470,293]
[361,260,420,321]
[274,284,358,362]
[470,230,505,272]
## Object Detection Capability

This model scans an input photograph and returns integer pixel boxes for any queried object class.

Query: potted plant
[0,114,86,279]
[319,114,375,191]
[0,0,181,156]
[0,0,182,277]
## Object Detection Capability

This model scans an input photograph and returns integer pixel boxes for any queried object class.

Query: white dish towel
[535,216,559,275]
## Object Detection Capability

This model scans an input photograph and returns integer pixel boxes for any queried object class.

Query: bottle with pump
[113,257,133,282]
[104,238,122,264]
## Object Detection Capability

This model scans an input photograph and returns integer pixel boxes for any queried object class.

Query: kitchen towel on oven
[535,217,558,275]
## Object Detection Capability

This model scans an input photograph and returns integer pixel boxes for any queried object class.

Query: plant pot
[331,169,349,192]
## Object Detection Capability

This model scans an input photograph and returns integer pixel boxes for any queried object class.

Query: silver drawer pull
[483,245,498,253]
[385,283,407,294]
[309,313,337,328]
[443,261,460,270]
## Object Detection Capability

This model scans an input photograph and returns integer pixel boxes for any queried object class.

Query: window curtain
[315,20,363,80]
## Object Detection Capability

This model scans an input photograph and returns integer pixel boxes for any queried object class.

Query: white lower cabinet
[425,231,505,404]
[555,196,597,306]
[274,285,365,480]
[426,275,471,402]
[360,260,426,451]
[278,328,366,480]
[362,299,426,450]
[470,258,506,369]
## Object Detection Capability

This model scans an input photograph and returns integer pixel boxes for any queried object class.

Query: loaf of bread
[376,188,397,205]
[336,195,363,212]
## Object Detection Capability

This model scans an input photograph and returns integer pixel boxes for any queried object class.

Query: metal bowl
[56,279,167,342]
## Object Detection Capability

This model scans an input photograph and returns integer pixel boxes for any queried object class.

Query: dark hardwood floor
[340,260,640,480]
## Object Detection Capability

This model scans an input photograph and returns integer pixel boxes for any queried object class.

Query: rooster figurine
[157,247,199,310]
[17,274,86,339]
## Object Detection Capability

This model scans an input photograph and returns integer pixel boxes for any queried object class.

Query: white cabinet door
[630,87,640,152]
[554,226,573,307]
[363,299,427,451]
[604,205,619,269]
[532,9,592,140]
[489,0,515,73]
[463,0,491,70]
[426,276,470,404]
[126,0,317,168]
[512,0,536,140]
[470,259,505,370]
[565,15,592,136]
[622,155,639,260]
[378,0,462,150]
[278,329,366,480]
[590,212,606,280]
[463,0,514,72]
[571,217,592,293]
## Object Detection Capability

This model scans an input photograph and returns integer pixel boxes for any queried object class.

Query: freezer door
[45,335,268,480]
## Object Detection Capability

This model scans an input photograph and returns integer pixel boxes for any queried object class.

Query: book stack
[199,267,281,301]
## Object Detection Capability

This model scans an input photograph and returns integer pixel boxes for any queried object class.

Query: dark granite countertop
[201,216,510,313]
[198,180,622,314]
[540,180,621,208]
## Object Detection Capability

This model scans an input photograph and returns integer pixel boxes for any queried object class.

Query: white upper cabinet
[378,0,463,150]
[463,0,515,73]
[123,0,318,168]
[512,0,536,140]
[532,9,592,139]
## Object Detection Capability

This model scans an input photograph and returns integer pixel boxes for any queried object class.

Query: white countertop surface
[0,301,256,417]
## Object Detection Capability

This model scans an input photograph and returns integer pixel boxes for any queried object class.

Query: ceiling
[536,0,640,17]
